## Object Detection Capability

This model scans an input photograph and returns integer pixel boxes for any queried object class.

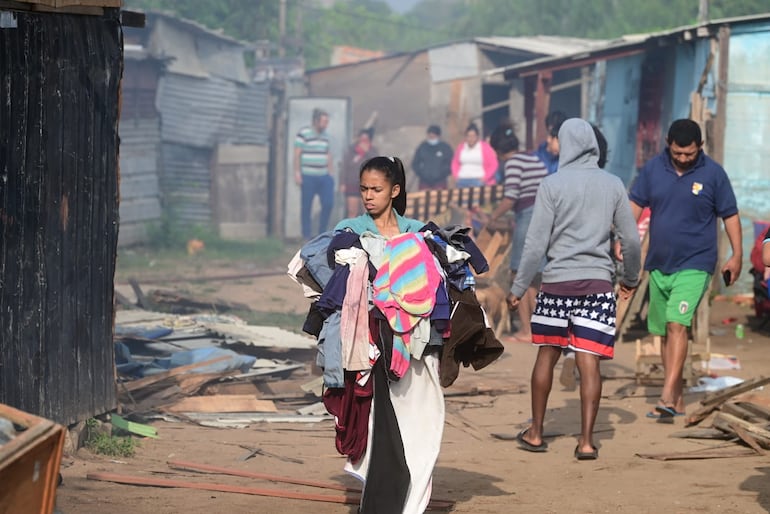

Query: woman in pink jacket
[451,122,499,187]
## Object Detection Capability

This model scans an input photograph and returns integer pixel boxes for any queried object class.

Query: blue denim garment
[317,311,344,388]
[300,231,335,288]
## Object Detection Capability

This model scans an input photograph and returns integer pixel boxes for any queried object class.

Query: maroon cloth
[322,371,374,463]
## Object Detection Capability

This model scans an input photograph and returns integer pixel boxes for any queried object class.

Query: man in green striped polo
[294,108,335,240]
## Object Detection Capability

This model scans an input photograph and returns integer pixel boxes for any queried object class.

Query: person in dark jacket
[411,125,453,190]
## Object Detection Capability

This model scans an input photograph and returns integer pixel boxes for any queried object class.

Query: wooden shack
[0,0,123,425]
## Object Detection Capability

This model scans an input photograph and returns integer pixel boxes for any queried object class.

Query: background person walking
[508,118,641,460]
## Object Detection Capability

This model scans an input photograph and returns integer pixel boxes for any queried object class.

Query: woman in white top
[450,122,499,188]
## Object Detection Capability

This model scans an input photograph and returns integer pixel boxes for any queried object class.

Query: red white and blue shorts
[530,290,616,359]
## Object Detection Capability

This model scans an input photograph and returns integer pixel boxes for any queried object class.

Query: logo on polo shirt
[691,182,703,195]
[679,300,689,314]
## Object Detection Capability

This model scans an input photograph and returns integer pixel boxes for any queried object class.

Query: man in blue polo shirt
[629,119,742,420]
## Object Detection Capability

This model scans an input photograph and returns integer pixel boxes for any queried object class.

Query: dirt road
[57,273,770,513]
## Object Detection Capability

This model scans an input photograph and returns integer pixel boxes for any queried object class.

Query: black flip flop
[574,445,598,460]
[655,404,678,417]
[516,428,548,452]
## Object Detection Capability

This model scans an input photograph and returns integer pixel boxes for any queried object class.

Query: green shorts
[647,270,711,336]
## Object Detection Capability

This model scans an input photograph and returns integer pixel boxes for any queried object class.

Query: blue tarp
[116,342,256,378]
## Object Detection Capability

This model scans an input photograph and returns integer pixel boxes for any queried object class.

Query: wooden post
[534,71,552,147]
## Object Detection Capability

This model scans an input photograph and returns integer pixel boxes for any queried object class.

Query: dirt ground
[56,270,770,514]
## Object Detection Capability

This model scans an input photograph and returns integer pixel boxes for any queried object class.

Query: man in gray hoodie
[507,118,641,460]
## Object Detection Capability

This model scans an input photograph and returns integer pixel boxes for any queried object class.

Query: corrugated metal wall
[118,58,163,247]
[119,117,162,246]
[598,54,644,186]
[156,73,269,226]
[0,11,121,424]
[724,23,770,224]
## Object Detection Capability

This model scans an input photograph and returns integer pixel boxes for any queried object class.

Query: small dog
[475,282,510,335]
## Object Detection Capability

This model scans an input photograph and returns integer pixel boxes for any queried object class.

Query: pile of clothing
[288,222,503,513]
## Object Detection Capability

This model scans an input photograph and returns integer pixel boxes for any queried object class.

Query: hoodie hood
[557,118,599,170]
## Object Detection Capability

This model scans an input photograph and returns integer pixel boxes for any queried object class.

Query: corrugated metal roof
[307,35,606,74]
[487,13,770,78]
[157,73,269,148]
[474,35,609,56]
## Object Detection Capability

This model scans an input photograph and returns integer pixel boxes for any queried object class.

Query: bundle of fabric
[287,222,503,513]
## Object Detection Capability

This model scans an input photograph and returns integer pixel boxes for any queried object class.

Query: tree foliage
[123,0,770,69]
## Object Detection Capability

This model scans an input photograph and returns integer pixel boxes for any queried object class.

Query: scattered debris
[685,375,770,426]
[636,375,770,461]
[166,395,277,414]
[111,415,158,439]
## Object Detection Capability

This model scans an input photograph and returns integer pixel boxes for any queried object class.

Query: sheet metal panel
[119,117,162,246]
[157,73,269,149]
[597,54,644,186]
[723,27,770,228]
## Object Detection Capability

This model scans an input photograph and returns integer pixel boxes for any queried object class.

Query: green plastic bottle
[735,323,744,339]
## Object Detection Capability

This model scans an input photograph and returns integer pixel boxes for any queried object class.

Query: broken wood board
[201,381,263,396]
[701,375,770,408]
[730,424,766,455]
[712,412,770,449]
[166,395,277,414]
[720,402,768,424]
[122,356,231,393]
[687,375,770,426]
[669,428,735,440]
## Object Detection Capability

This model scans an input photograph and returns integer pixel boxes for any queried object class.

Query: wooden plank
[701,376,770,408]
[735,401,770,421]
[635,447,757,461]
[730,424,766,455]
[669,428,734,440]
[87,472,362,505]
[720,402,766,424]
[168,459,358,492]
[123,356,231,393]
[712,412,770,449]
[166,460,456,509]
[166,395,277,413]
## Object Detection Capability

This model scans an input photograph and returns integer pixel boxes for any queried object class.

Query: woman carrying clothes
[450,122,498,188]
[341,128,378,218]
[333,156,445,514]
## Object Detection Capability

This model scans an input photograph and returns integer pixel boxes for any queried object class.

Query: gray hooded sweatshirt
[510,118,641,298]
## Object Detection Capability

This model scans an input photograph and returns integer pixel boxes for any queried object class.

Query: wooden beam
[711,25,730,165]
[534,71,552,146]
